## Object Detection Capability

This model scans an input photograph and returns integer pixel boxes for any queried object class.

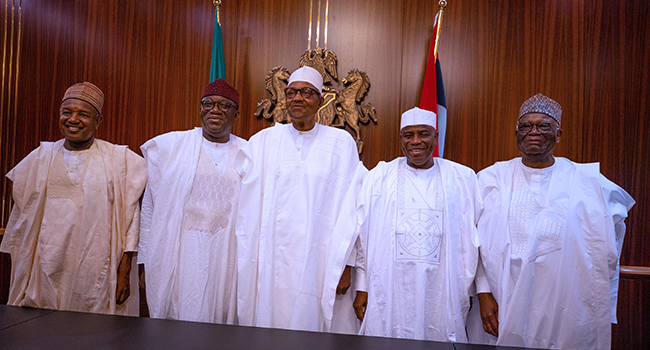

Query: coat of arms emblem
[255,48,377,153]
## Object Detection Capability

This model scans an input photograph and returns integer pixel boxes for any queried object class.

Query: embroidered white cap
[287,66,323,92]
[518,93,562,126]
[400,107,437,130]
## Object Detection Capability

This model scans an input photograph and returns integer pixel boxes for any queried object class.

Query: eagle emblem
[255,48,377,153]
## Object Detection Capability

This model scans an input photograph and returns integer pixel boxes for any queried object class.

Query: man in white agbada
[467,93,635,349]
[0,82,147,315]
[352,107,481,342]
[235,66,366,332]
[138,79,246,324]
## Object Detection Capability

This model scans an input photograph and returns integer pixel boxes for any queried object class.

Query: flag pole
[433,0,447,59]
[214,0,221,24]
[210,0,227,81]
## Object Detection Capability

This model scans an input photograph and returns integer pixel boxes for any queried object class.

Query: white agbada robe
[235,123,366,332]
[355,158,481,342]
[467,157,634,349]
[139,128,246,323]
[1,140,146,315]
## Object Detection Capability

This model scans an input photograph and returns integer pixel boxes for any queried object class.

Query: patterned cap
[202,78,240,105]
[62,82,105,114]
[518,93,562,125]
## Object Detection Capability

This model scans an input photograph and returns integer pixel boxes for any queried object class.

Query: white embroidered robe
[355,158,481,342]
[139,128,246,324]
[468,157,635,349]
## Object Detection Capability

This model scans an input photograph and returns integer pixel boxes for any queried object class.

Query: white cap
[288,66,323,92]
[400,107,437,130]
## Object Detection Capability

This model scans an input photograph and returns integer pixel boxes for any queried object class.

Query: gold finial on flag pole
[308,0,313,49]
[324,0,329,49]
[213,0,222,25]
[316,0,322,48]
[433,0,447,59]
[307,0,330,50]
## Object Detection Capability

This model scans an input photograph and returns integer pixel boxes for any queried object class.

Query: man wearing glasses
[138,79,246,324]
[468,93,635,348]
[235,66,366,333]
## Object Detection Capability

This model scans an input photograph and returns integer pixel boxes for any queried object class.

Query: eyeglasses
[517,122,553,134]
[284,87,320,99]
[201,100,237,112]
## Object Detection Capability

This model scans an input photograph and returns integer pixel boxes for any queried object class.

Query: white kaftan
[355,158,481,342]
[467,157,635,349]
[139,128,246,323]
[235,123,366,332]
[1,140,146,315]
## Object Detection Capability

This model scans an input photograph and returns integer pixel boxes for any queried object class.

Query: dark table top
[0,305,55,330]
[0,304,528,350]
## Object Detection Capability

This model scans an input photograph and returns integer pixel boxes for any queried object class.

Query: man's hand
[478,292,499,337]
[353,291,368,321]
[116,252,133,305]
[139,264,146,290]
[336,265,352,295]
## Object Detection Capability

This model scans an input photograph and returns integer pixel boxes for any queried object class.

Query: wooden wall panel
[324,0,405,166]
[614,278,650,349]
[1,0,648,347]
[583,1,650,347]
[7,0,217,159]
[583,0,650,268]
[226,0,409,167]
[440,0,587,169]
[227,0,311,140]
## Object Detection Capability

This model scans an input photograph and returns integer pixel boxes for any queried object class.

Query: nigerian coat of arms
[255,48,377,153]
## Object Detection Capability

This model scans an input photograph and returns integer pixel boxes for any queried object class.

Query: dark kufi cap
[518,93,562,125]
[202,78,239,105]
[62,82,105,114]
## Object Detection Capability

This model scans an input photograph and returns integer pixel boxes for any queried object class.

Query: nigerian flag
[210,9,226,81]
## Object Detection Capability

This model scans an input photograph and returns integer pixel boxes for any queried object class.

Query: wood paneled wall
[1,0,648,348]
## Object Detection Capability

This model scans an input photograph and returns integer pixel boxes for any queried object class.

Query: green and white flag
[209,9,226,81]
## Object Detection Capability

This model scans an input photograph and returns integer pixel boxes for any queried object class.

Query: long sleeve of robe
[234,123,366,332]
[354,158,481,342]
[467,157,635,349]
[0,139,147,315]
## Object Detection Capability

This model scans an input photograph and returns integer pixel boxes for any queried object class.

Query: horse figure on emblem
[256,48,377,153]
[255,66,291,124]
[333,69,377,153]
